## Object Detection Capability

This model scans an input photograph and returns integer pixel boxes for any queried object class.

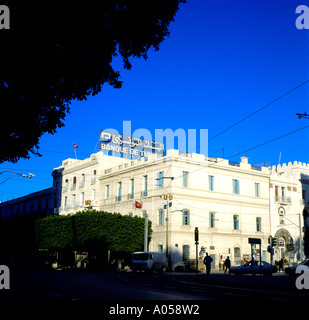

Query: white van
[131,251,166,272]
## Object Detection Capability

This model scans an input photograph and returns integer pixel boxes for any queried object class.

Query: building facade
[0,188,53,219]
[1,149,309,269]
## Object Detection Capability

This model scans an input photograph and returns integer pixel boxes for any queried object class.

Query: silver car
[230,260,277,275]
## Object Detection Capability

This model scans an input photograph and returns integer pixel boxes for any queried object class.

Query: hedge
[35,210,152,253]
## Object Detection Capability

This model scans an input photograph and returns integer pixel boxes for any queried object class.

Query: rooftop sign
[100,131,164,159]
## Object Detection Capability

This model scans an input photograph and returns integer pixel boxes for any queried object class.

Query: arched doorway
[274,228,293,260]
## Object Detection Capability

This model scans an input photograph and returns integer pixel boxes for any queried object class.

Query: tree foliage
[35,211,152,254]
[0,1,186,163]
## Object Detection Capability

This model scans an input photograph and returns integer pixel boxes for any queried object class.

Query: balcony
[274,196,291,204]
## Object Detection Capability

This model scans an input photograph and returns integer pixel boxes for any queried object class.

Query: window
[209,212,215,228]
[117,182,122,201]
[143,175,148,197]
[281,187,285,197]
[254,183,260,197]
[182,171,189,187]
[64,196,68,209]
[256,217,262,232]
[105,185,110,199]
[158,245,163,253]
[92,189,96,201]
[233,215,239,230]
[208,175,214,191]
[183,245,190,261]
[130,179,134,199]
[157,171,164,188]
[159,209,165,226]
[80,174,85,188]
[182,210,190,226]
[80,192,84,207]
[232,179,240,194]
[234,247,241,259]
[72,194,76,208]
[91,171,97,185]
[72,176,77,189]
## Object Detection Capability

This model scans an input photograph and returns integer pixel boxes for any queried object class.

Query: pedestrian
[203,253,213,276]
[219,259,224,271]
[118,259,122,271]
[224,256,231,275]
[278,258,284,272]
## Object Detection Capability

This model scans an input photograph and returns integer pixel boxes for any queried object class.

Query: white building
[52,149,309,269]
[2,148,308,269]
[269,161,309,262]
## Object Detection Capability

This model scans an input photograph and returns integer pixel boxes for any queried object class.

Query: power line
[171,124,309,182]
[188,79,309,154]
[209,79,309,142]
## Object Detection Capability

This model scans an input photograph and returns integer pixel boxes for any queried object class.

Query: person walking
[224,256,231,275]
[278,258,284,272]
[203,253,213,276]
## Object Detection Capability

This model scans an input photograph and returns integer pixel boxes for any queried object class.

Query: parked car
[131,251,166,272]
[230,260,277,275]
[174,260,193,272]
[285,259,309,276]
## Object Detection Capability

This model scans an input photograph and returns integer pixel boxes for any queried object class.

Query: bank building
[1,133,309,269]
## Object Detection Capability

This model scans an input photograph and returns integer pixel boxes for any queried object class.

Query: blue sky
[1,0,309,201]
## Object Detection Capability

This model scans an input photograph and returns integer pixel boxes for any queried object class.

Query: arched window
[183,245,190,261]
[182,210,190,226]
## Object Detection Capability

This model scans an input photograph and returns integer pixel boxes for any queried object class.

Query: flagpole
[73,142,77,159]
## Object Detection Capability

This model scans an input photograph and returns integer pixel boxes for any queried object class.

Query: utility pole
[156,176,174,271]
[163,193,173,271]
[144,212,148,252]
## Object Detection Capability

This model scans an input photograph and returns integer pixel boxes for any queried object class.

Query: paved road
[118,271,309,300]
[1,269,308,301]
[0,270,219,300]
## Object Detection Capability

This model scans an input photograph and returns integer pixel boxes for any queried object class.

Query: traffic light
[268,236,277,247]
[194,227,199,243]
[287,239,295,252]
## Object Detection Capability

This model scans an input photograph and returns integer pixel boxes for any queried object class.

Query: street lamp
[0,170,35,185]
[156,176,174,271]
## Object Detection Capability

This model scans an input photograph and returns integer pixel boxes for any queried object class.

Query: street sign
[248,238,261,245]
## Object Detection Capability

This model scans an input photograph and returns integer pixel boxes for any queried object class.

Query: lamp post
[0,170,35,185]
[156,176,174,271]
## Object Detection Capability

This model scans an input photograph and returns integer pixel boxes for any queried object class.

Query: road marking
[48,292,62,297]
